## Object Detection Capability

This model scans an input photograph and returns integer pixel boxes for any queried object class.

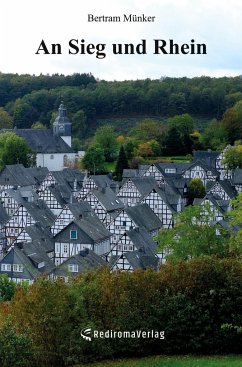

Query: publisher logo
[80,328,164,341]
[80,328,92,341]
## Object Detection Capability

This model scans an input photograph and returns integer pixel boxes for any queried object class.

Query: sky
[1,0,242,80]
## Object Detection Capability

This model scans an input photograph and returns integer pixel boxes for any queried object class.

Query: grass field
[74,355,242,367]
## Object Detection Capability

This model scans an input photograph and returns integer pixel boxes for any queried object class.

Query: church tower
[53,103,72,147]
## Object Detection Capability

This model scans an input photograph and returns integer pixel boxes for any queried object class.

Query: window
[13,264,23,272]
[50,155,54,159]
[207,171,212,175]
[70,230,77,239]
[1,264,11,272]
[68,264,78,272]
[122,221,126,226]
[63,244,68,253]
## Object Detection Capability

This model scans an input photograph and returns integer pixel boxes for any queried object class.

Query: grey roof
[15,129,74,153]
[157,162,191,176]
[0,203,10,225]
[24,222,54,253]
[126,203,162,232]
[25,167,49,186]
[0,164,36,187]
[48,185,73,206]
[194,194,230,213]
[51,169,85,190]
[122,169,139,179]
[90,175,119,191]
[193,150,220,167]
[231,168,242,185]
[111,246,158,270]
[54,215,111,244]
[66,201,93,219]
[91,187,125,212]
[126,227,157,252]
[129,177,157,196]
[23,200,56,227]
[6,187,39,205]
[0,246,40,280]
[21,242,55,274]
[50,248,107,278]
[183,160,220,177]
[206,180,237,199]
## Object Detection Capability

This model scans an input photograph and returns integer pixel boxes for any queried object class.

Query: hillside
[1,73,242,140]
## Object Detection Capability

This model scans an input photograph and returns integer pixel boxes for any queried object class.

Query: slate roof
[15,129,74,153]
[6,187,39,205]
[24,222,54,253]
[54,215,111,244]
[21,242,55,274]
[126,227,157,252]
[206,180,237,199]
[231,168,242,185]
[0,203,9,225]
[23,200,56,227]
[50,248,107,278]
[25,167,49,186]
[0,245,40,280]
[90,175,119,192]
[141,186,179,213]
[129,177,157,196]
[111,246,158,271]
[194,194,230,214]
[193,150,220,167]
[157,162,191,176]
[126,203,162,232]
[122,169,139,179]
[66,201,93,219]
[183,160,220,177]
[0,164,36,187]
[51,169,85,190]
[91,187,125,212]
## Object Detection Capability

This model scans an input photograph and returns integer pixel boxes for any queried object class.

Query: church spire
[53,102,72,147]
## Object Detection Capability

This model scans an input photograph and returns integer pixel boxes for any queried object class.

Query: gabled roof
[23,200,56,227]
[111,247,158,271]
[25,167,49,186]
[141,186,179,213]
[157,162,191,176]
[126,227,157,252]
[194,194,230,213]
[0,246,40,280]
[126,203,162,232]
[21,242,55,274]
[231,167,242,185]
[54,215,111,244]
[122,169,139,179]
[182,160,220,176]
[129,177,157,196]
[89,174,119,191]
[66,201,93,219]
[206,180,237,199]
[0,164,36,187]
[193,150,221,167]
[0,202,9,225]
[90,187,124,212]
[24,222,54,253]
[15,129,74,153]
[51,169,85,190]
[50,248,107,278]
[6,187,39,205]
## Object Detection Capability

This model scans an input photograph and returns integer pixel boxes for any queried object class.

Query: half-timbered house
[182,160,220,184]
[0,164,37,191]
[49,248,107,281]
[54,213,111,265]
[231,168,242,193]
[117,177,157,207]
[51,201,92,236]
[206,180,237,201]
[108,203,162,248]
[77,174,119,200]
[84,187,124,226]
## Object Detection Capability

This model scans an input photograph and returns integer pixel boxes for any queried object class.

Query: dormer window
[68,264,78,272]
[70,230,77,239]
[1,264,11,272]
[13,264,23,272]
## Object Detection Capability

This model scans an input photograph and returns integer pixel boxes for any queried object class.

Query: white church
[14,103,83,171]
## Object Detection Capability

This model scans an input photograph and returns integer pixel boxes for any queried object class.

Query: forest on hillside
[1,72,242,164]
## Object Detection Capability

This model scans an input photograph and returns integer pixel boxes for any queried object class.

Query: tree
[164,126,181,155]
[227,193,242,255]
[81,145,105,174]
[223,145,242,170]
[0,132,36,170]
[200,119,227,150]
[0,274,16,301]
[168,113,194,137]
[222,101,242,144]
[156,204,230,262]
[93,125,118,161]
[72,109,87,138]
[115,146,129,181]
[31,122,47,129]
[0,107,13,129]
[188,178,206,204]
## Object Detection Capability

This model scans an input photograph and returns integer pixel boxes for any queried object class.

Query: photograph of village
[0,1,241,366]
